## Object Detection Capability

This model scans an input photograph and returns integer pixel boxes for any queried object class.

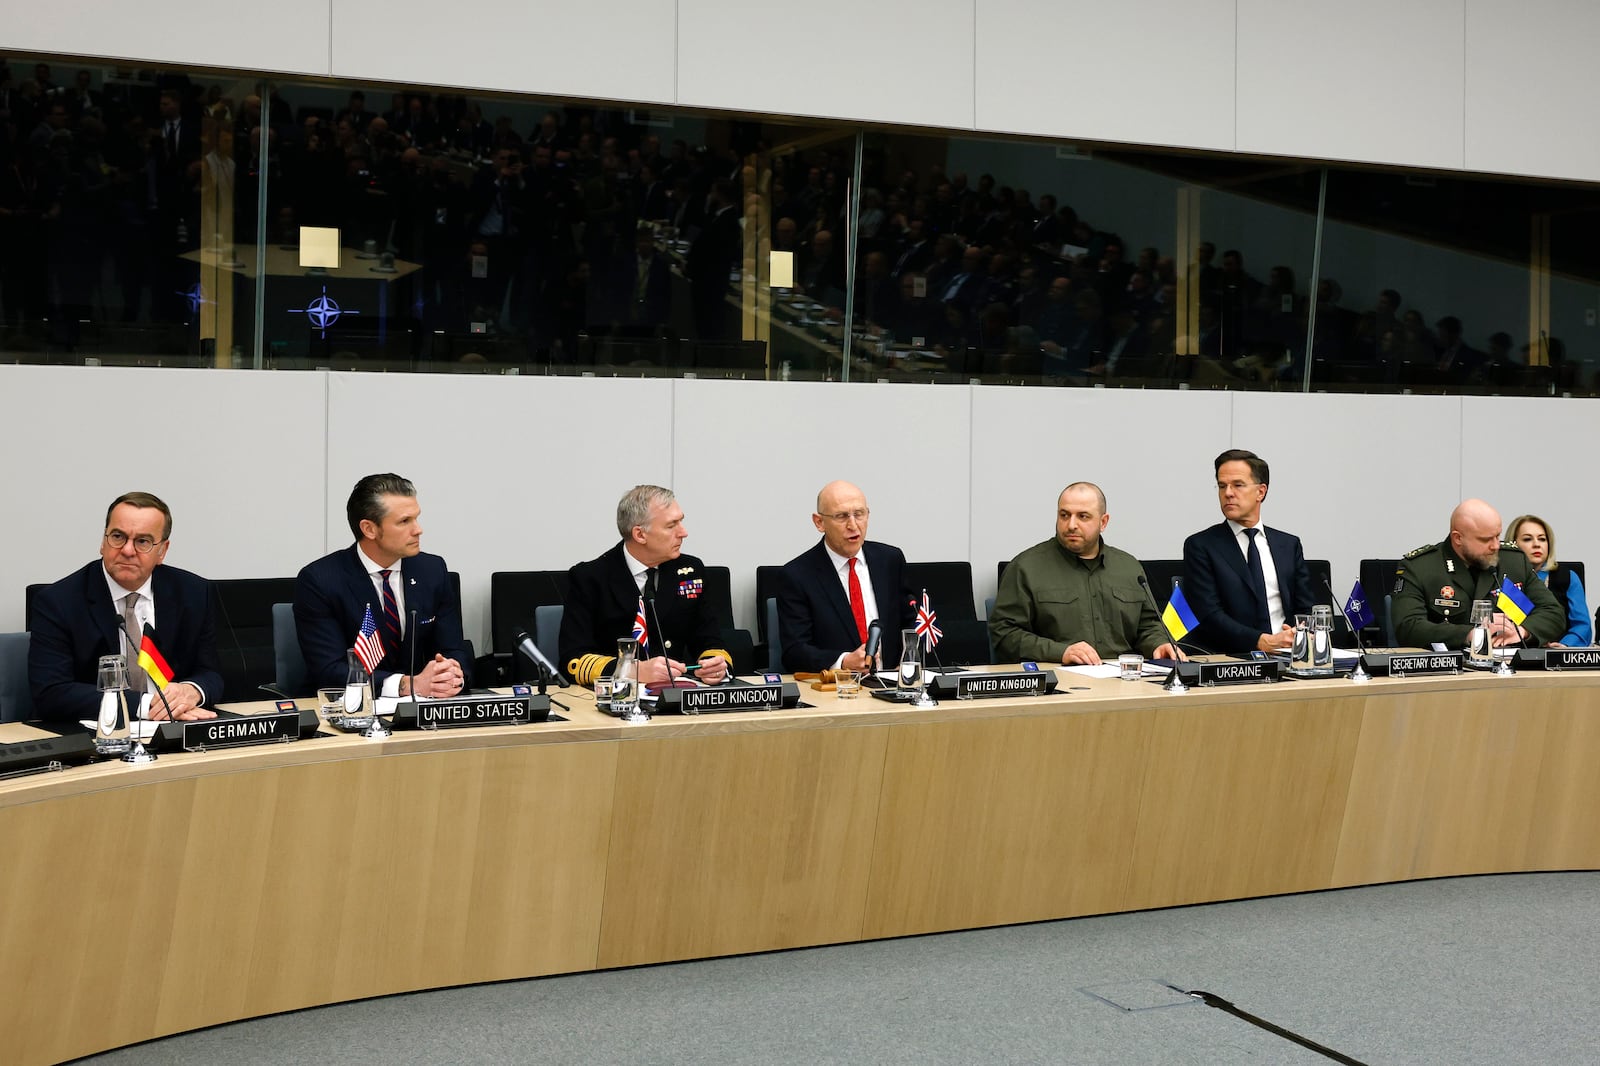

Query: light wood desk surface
[3,667,1598,1064]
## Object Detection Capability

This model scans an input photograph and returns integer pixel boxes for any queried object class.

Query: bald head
[813,481,870,557]
[1450,498,1503,570]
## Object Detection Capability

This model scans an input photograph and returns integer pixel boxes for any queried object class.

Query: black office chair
[490,570,570,684]
[210,577,298,703]
[0,632,33,723]
[1140,559,1185,596]
[1361,558,1402,647]
[266,603,309,698]
[904,561,989,668]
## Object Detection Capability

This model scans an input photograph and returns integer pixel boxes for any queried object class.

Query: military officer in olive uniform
[1392,498,1564,648]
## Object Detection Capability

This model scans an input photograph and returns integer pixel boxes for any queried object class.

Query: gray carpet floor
[81,872,1600,1065]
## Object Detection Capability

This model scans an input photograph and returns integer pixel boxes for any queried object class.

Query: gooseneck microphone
[641,580,676,688]
[407,608,420,700]
[1320,575,1371,658]
[864,618,883,662]
[514,629,571,688]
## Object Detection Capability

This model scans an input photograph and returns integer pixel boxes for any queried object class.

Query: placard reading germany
[181,711,301,752]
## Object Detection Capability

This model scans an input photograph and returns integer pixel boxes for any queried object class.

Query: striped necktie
[379,569,403,654]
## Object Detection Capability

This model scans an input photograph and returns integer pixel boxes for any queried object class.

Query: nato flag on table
[1497,577,1534,627]
[1162,583,1199,641]
[1344,580,1375,631]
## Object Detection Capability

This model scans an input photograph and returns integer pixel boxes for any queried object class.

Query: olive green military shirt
[1391,540,1564,648]
[991,538,1168,663]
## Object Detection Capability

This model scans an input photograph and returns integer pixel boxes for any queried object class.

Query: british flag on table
[352,603,385,674]
[915,589,943,649]
[632,596,650,656]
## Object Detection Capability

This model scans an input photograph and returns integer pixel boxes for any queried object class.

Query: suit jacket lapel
[84,565,122,653]
[1217,522,1263,607]
[811,541,857,636]
[865,543,900,633]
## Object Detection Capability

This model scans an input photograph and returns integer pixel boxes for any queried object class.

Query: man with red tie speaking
[294,473,469,698]
[776,481,916,674]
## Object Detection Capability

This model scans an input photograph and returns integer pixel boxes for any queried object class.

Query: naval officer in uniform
[1391,498,1564,649]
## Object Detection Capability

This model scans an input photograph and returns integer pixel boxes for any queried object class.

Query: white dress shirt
[1227,520,1285,633]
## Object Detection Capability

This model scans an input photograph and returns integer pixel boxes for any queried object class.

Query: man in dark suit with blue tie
[777,481,916,674]
[1182,450,1317,656]
[29,492,222,722]
[294,474,470,697]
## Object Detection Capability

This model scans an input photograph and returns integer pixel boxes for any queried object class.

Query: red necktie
[847,557,868,643]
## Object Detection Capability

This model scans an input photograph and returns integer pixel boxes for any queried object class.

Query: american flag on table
[633,596,650,656]
[915,589,943,649]
[352,602,385,674]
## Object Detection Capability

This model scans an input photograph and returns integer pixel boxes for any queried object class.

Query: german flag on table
[1162,583,1200,642]
[1497,577,1535,627]
[136,623,174,691]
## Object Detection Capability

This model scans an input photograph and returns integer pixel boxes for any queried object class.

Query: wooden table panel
[1124,694,1366,909]
[1,741,616,1066]
[598,724,888,968]
[862,707,1155,938]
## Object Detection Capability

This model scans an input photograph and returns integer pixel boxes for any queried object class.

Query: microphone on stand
[642,580,688,688]
[514,629,571,689]
[861,619,884,688]
[406,608,420,703]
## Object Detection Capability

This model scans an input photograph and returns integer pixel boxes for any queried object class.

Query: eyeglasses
[821,509,870,524]
[105,530,163,554]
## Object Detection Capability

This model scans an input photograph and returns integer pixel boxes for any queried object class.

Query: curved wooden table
[4,668,1598,1064]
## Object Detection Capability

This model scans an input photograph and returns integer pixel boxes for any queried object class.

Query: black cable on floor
[1168,985,1371,1066]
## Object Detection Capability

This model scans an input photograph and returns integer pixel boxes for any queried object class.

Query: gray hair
[346,473,416,539]
[616,485,675,538]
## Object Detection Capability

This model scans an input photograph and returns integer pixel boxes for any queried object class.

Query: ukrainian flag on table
[1497,577,1534,627]
[1162,583,1200,641]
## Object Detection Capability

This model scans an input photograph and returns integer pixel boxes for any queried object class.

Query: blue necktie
[1244,528,1269,626]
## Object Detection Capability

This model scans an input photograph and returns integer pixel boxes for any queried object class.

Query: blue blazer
[28,561,223,722]
[1182,521,1316,656]
[778,539,916,673]
[293,546,470,692]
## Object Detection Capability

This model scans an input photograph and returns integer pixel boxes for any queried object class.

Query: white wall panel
[975,0,1236,153]
[8,0,331,75]
[1463,396,1600,577]
[670,379,973,629]
[676,0,974,129]
[331,0,676,105]
[323,373,676,647]
[1236,0,1464,170]
[0,366,327,632]
[1465,1,1600,182]
[968,388,1234,608]
[1231,393,1464,596]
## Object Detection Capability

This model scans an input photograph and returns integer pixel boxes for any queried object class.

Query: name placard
[929,670,1060,700]
[952,671,1052,699]
[181,711,301,752]
[679,683,785,714]
[1193,659,1281,687]
[1369,650,1463,677]
[416,694,538,729]
[1514,647,1600,672]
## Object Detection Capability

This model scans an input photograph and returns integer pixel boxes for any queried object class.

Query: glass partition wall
[4,49,1600,395]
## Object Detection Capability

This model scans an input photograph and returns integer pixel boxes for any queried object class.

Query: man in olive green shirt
[1392,497,1564,648]
[991,482,1182,665]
